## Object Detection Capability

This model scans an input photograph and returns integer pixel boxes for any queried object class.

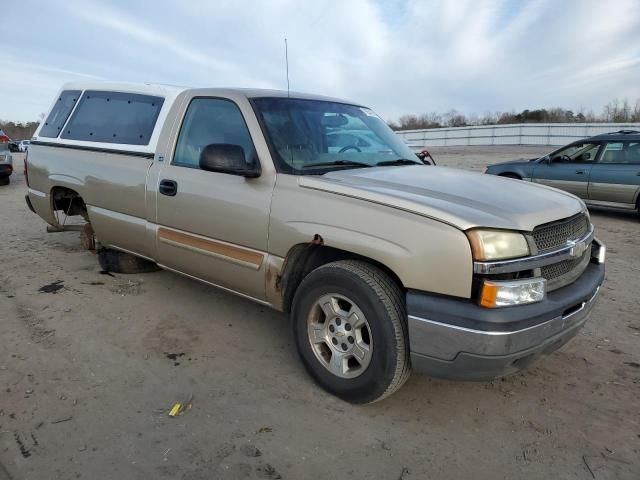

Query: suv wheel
[98,248,160,274]
[291,260,411,404]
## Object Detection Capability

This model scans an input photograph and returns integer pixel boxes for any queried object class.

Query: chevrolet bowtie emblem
[567,239,587,258]
[335,331,345,337]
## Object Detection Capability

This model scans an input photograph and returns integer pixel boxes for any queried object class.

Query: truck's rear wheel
[291,260,411,404]
[98,248,160,274]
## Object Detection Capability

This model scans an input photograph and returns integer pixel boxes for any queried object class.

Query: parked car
[18,140,30,152]
[485,130,640,214]
[25,82,605,403]
[0,141,13,185]
[8,140,20,152]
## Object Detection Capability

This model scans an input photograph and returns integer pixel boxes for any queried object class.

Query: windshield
[541,142,600,163]
[252,98,418,174]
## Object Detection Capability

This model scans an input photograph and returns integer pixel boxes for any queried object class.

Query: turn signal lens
[480,278,546,308]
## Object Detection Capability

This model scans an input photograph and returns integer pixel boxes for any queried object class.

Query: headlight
[480,278,546,308]
[466,229,529,261]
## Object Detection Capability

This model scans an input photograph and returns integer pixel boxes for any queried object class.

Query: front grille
[541,246,591,291]
[532,213,589,252]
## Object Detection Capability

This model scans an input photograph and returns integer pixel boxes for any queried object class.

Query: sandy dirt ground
[1,148,638,480]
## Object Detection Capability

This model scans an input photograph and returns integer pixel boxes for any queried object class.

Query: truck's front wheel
[291,260,411,404]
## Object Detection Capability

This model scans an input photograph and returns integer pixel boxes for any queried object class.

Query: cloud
[1,0,639,122]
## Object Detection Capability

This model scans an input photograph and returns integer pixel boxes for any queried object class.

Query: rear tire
[0,176,9,186]
[291,260,411,404]
[98,248,160,274]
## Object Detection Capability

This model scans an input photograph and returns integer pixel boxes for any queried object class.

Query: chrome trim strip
[562,285,600,320]
[407,314,553,336]
[473,226,594,274]
[28,188,48,198]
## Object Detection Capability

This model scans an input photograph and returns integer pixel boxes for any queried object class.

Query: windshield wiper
[376,159,422,166]
[302,160,372,169]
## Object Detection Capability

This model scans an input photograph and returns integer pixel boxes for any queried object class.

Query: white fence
[395,123,640,149]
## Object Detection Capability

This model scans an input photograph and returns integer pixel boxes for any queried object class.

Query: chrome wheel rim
[307,293,373,379]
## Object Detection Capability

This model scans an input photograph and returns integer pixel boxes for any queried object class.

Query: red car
[0,129,14,185]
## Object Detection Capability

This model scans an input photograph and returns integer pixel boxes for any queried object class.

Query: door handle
[159,179,178,196]
[575,170,585,174]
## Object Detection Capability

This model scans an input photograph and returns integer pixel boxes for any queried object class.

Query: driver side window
[173,98,256,169]
[552,143,600,163]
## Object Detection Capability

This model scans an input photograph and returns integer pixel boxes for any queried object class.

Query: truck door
[588,141,640,206]
[150,96,276,301]
[531,142,601,199]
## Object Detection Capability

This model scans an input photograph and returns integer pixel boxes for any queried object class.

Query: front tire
[291,260,411,404]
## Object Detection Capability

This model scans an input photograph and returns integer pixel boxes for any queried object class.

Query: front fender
[269,177,474,299]
[486,162,534,180]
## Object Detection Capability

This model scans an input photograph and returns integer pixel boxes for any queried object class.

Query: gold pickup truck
[25,82,606,403]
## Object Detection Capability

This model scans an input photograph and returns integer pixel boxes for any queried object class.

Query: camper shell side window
[60,90,164,145]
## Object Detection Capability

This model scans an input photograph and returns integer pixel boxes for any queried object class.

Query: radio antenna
[284,37,290,97]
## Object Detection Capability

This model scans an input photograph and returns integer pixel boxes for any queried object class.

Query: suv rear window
[61,91,164,145]
[39,90,81,138]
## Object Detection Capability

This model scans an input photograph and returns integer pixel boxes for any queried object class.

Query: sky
[1,0,639,122]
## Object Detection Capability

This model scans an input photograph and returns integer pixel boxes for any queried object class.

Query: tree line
[0,120,41,140]
[388,98,640,130]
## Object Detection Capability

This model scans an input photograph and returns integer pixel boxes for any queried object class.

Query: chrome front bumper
[407,258,605,381]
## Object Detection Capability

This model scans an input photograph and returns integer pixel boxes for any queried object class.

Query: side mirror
[199,144,260,178]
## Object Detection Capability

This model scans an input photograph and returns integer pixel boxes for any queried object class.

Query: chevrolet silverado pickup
[25,82,606,403]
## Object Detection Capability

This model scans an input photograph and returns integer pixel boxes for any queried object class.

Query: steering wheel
[338,145,362,153]
[560,154,572,162]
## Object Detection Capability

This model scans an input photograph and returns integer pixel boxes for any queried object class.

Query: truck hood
[299,165,585,231]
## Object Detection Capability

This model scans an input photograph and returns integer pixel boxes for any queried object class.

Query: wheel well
[50,186,88,220]
[279,243,405,313]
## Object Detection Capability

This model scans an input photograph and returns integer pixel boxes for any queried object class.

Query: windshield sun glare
[252,98,418,174]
